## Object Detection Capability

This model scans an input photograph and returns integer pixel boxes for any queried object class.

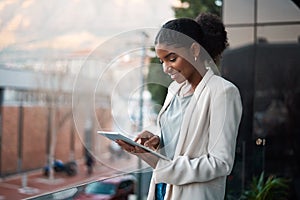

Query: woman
[117,17,242,200]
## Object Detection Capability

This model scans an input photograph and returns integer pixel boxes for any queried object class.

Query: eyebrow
[163,52,176,59]
[157,52,176,62]
[164,52,175,59]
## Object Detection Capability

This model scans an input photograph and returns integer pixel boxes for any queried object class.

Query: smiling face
[155,44,201,87]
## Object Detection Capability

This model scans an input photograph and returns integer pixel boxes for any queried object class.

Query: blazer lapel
[174,69,214,156]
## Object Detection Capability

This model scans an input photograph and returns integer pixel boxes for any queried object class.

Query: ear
[190,42,200,58]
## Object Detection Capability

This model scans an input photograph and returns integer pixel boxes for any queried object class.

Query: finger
[134,136,142,142]
[145,135,159,145]
[134,136,150,145]
[134,131,153,141]
[134,134,148,142]
[144,136,160,149]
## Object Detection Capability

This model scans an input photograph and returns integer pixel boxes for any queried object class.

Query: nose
[162,63,171,74]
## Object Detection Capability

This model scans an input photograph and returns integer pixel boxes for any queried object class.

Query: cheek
[175,59,191,73]
[179,64,197,80]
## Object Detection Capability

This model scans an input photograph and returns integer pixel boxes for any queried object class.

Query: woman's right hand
[134,131,160,150]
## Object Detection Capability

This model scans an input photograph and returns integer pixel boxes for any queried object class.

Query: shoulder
[205,75,241,102]
[209,75,239,92]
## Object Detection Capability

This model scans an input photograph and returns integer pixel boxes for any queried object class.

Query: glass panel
[221,1,300,199]
[223,0,255,24]
[257,25,300,43]
[258,0,300,23]
[226,27,254,49]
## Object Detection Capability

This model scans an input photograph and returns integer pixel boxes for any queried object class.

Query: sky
[0,0,174,53]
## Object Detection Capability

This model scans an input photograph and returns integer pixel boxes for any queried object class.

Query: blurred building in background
[0,51,112,176]
[0,0,173,178]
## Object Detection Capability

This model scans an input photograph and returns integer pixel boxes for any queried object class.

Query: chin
[175,78,186,84]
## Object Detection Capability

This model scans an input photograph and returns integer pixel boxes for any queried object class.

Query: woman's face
[155,44,197,84]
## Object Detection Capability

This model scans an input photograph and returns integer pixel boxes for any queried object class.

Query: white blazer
[147,69,243,200]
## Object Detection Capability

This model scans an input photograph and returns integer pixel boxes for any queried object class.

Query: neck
[188,71,202,90]
[188,61,206,90]
[179,81,194,97]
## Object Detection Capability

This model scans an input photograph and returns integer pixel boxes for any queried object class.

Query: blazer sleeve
[152,80,242,185]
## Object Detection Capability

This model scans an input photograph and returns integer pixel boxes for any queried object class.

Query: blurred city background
[0,0,300,199]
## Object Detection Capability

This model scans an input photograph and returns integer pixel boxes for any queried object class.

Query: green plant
[174,0,222,18]
[240,172,290,200]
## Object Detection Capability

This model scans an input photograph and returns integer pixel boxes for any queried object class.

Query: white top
[159,94,192,159]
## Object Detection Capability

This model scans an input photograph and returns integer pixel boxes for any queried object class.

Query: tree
[173,0,222,18]
[147,56,172,112]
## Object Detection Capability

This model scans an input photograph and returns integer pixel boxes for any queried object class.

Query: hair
[155,17,222,75]
[195,13,228,62]
[155,18,204,49]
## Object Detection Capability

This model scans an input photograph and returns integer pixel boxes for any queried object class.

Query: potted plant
[240,172,290,200]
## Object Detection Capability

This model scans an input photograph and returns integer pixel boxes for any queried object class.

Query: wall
[0,105,109,176]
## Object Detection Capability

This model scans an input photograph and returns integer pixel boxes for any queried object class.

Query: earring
[194,57,197,62]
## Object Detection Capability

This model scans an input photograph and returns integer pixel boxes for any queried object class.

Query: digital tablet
[98,131,170,161]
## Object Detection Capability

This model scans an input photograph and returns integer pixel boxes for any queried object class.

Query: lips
[170,73,178,80]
